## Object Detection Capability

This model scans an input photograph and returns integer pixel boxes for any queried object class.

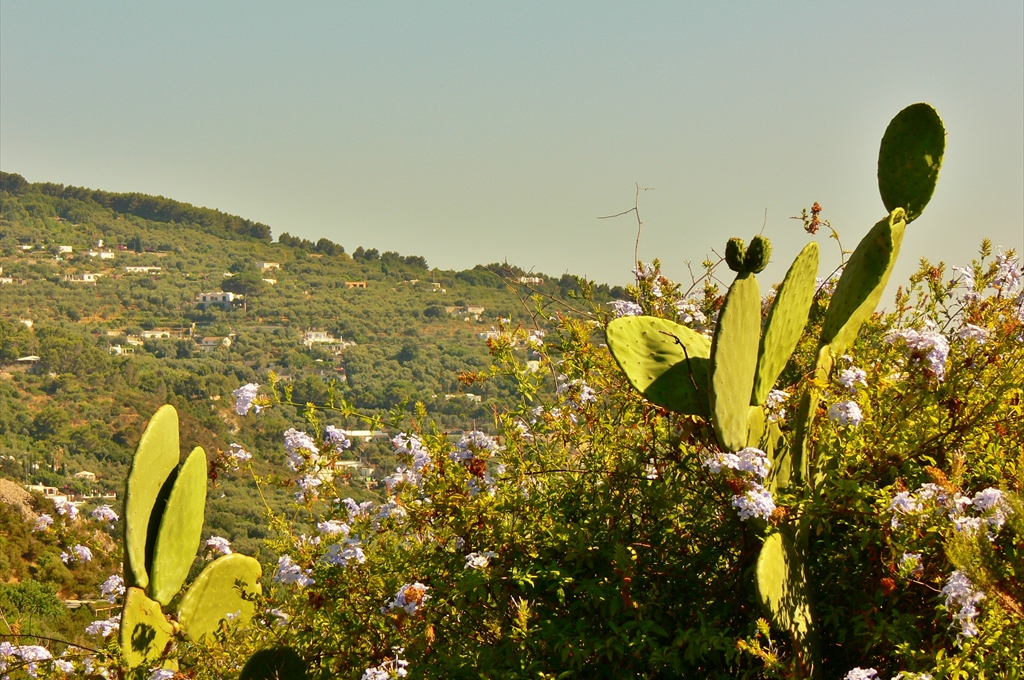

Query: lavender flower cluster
[702,447,776,522]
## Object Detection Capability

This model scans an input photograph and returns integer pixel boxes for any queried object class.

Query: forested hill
[0,171,622,558]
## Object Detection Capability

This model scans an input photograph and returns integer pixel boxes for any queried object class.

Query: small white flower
[85,615,121,637]
[33,514,54,532]
[274,555,314,587]
[72,544,93,562]
[464,551,497,570]
[206,536,232,555]
[100,574,125,602]
[317,519,351,536]
[843,669,878,680]
[148,668,177,680]
[838,366,867,394]
[91,504,119,523]
[611,300,643,317]
[956,324,989,345]
[731,482,776,522]
[386,582,430,615]
[941,570,985,640]
[828,400,863,427]
[227,443,252,467]
[232,382,260,416]
[764,390,789,422]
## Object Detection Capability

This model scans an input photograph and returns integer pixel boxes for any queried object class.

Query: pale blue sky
[2,2,1021,289]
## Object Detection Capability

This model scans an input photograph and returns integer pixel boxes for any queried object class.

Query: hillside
[0,170,622,561]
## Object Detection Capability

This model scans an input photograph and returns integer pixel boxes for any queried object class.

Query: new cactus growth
[603,103,945,676]
[605,316,711,416]
[709,272,761,451]
[725,237,746,272]
[743,234,772,273]
[177,553,263,642]
[118,405,266,672]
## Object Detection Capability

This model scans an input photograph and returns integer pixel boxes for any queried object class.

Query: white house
[257,261,281,271]
[64,273,100,283]
[125,266,161,274]
[195,291,239,309]
[197,336,232,352]
[57,245,74,254]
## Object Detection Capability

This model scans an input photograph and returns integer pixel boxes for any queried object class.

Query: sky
[2,2,1022,291]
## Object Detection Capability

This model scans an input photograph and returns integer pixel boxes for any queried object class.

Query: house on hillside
[64,273,100,283]
[518,276,544,284]
[195,291,240,309]
[345,281,367,289]
[197,336,232,352]
[73,471,97,482]
[87,250,116,259]
[257,261,281,271]
[108,344,135,356]
[303,330,355,354]
[125,266,161,274]
[57,245,74,254]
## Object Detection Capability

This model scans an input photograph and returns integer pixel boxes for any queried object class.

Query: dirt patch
[0,477,38,522]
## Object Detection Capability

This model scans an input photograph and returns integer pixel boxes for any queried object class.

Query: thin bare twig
[598,183,654,269]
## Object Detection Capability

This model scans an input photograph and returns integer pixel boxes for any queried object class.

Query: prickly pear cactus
[878,103,945,223]
[752,241,819,405]
[177,553,263,642]
[725,237,746,272]
[240,647,308,680]
[709,272,761,451]
[118,405,262,672]
[149,446,208,605]
[743,234,772,274]
[120,587,178,673]
[605,316,711,416]
[124,405,181,590]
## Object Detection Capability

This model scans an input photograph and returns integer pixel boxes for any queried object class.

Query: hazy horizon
[2,2,1021,290]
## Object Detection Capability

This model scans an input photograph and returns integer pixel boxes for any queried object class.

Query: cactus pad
[819,209,906,355]
[752,241,819,405]
[177,554,263,642]
[124,405,181,590]
[725,238,746,272]
[878,103,945,223]
[709,272,761,451]
[755,532,814,641]
[120,586,177,670]
[240,647,308,680]
[149,446,208,605]
[743,235,772,274]
[606,316,711,416]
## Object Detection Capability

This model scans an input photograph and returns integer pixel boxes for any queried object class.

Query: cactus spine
[604,103,945,676]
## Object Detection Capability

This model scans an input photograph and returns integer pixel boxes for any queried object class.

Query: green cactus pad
[755,532,814,641]
[149,446,208,605]
[120,586,177,670]
[709,272,761,451]
[878,103,945,223]
[124,405,181,590]
[752,241,819,405]
[240,647,308,680]
[743,235,772,274]
[725,238,746,272]
[819,209,906,355]
[177,554,263,642]
[606,316,711,416]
